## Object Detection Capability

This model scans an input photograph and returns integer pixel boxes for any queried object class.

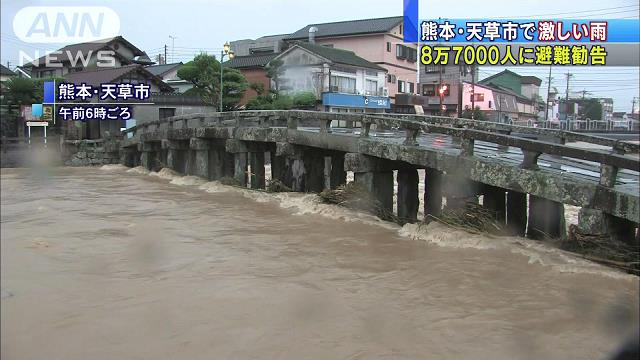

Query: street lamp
[219,42,235,112]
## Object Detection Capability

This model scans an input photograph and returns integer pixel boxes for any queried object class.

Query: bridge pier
[165,139,189,174]
[328,152,346,190]
[527,195,565,239]
[578,208,639,245]
[140,142,161,172]
[206,139,227,180]
[506,191,527,236]
[303,151,325,193]
[481,184,506,222]
[120,147,140,168]
[189,138,210,179]
[424,168,443,220]
[397,168,419,223]
[249,151,266,189]
[275,143,306,192]
[226,140,248,186]
[345,153,394,215]
[443,174,480,211]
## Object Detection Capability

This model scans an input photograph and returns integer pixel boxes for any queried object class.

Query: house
[62,65,172,139]
[225,53,279,105]
[268,41,389,113]
[145,62,192,93]
[595,97,614,121]
[0,64,16,83]
[461,82,520,123]
[285,16,417,112]
[417,64,477,116]
[479,70,542,104]
[23,36,154,78]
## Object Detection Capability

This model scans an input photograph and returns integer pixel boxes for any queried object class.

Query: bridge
[110,110,639,242]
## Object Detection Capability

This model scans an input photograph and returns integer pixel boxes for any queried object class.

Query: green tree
[579,99,603,120]
[265,59,284,96]
[460,106,486,121]
[292,92,316,108]
[177,53,248,111]
[1,76,64,137]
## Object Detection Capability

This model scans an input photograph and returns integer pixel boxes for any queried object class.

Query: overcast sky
[1,0,638,111]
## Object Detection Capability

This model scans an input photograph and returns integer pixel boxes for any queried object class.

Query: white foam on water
[100,164,129,171]
[126,166,150,175]
[121,167,634,280]
[149,168,179,180]
[399,222,634,280]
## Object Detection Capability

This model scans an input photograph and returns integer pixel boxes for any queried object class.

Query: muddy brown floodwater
[1,166,638,359]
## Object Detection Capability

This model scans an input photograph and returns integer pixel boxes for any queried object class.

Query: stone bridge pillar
[397,168,419,223]
[140,141,161,172]
[527,195,565,239]
[249,152,266,190]
[275,143,306,192]
[207,139,229,181]
[344,153,394,215]
[165,139,189,174]
[506,190,527,236]
[327,152,346,190]
[189,138,210,179]
[226,139,249,186]
[120,147,140,168]
[481,184,506,222]
[577,208,639,245]
[424,168,444,220]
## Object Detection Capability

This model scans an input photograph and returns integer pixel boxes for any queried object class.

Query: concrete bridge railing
[120,110,639,243]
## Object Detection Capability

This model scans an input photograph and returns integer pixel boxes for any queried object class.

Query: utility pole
[164,44,168,65]
[6,61,10,70]
[470,65,476,119]
[545,65,552,120]
[564,71,573,119]
[439,65,443,115]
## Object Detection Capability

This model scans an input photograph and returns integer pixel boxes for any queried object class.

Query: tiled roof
[0,64,15,76]
[146,62,183,76]
[25,36,146,67]
[291,41,385,71]
[63,65,173,91]
[287,16,403,40]
[225,53,278,69]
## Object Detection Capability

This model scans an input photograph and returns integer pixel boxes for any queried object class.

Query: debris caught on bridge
[266,179,292,193]
[318,182,398,222]
[426,202,504,236]
[566,224,640,275]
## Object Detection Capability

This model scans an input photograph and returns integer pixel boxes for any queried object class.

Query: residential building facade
[145,62,193,93]
[461,82,519,122]
[225,53,279,105]
[270,42,389,113]
[416,64,477,115]
[230,34,288,56]
[24,36,153,79]
[285,17,418,111]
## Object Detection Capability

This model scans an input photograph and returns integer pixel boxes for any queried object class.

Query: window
[471,93,484,102]
[386,42,391,52]
[409,82,414,94]
[365,79,378,95]
[398,80,405,93]
[159,108,176,120]
[365,70,377,76]
[422,84,435,96]
[396,44,406,59]
[330,75,356,94]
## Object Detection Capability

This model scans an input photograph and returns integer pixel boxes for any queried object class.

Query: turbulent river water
[1,165,638,359]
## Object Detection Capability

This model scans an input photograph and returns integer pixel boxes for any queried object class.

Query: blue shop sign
[322,93,391,109]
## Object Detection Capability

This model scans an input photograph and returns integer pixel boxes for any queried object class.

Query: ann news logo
[13,6,120,43]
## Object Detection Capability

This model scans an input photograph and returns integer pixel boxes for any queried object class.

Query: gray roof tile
[287,16,402,40]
